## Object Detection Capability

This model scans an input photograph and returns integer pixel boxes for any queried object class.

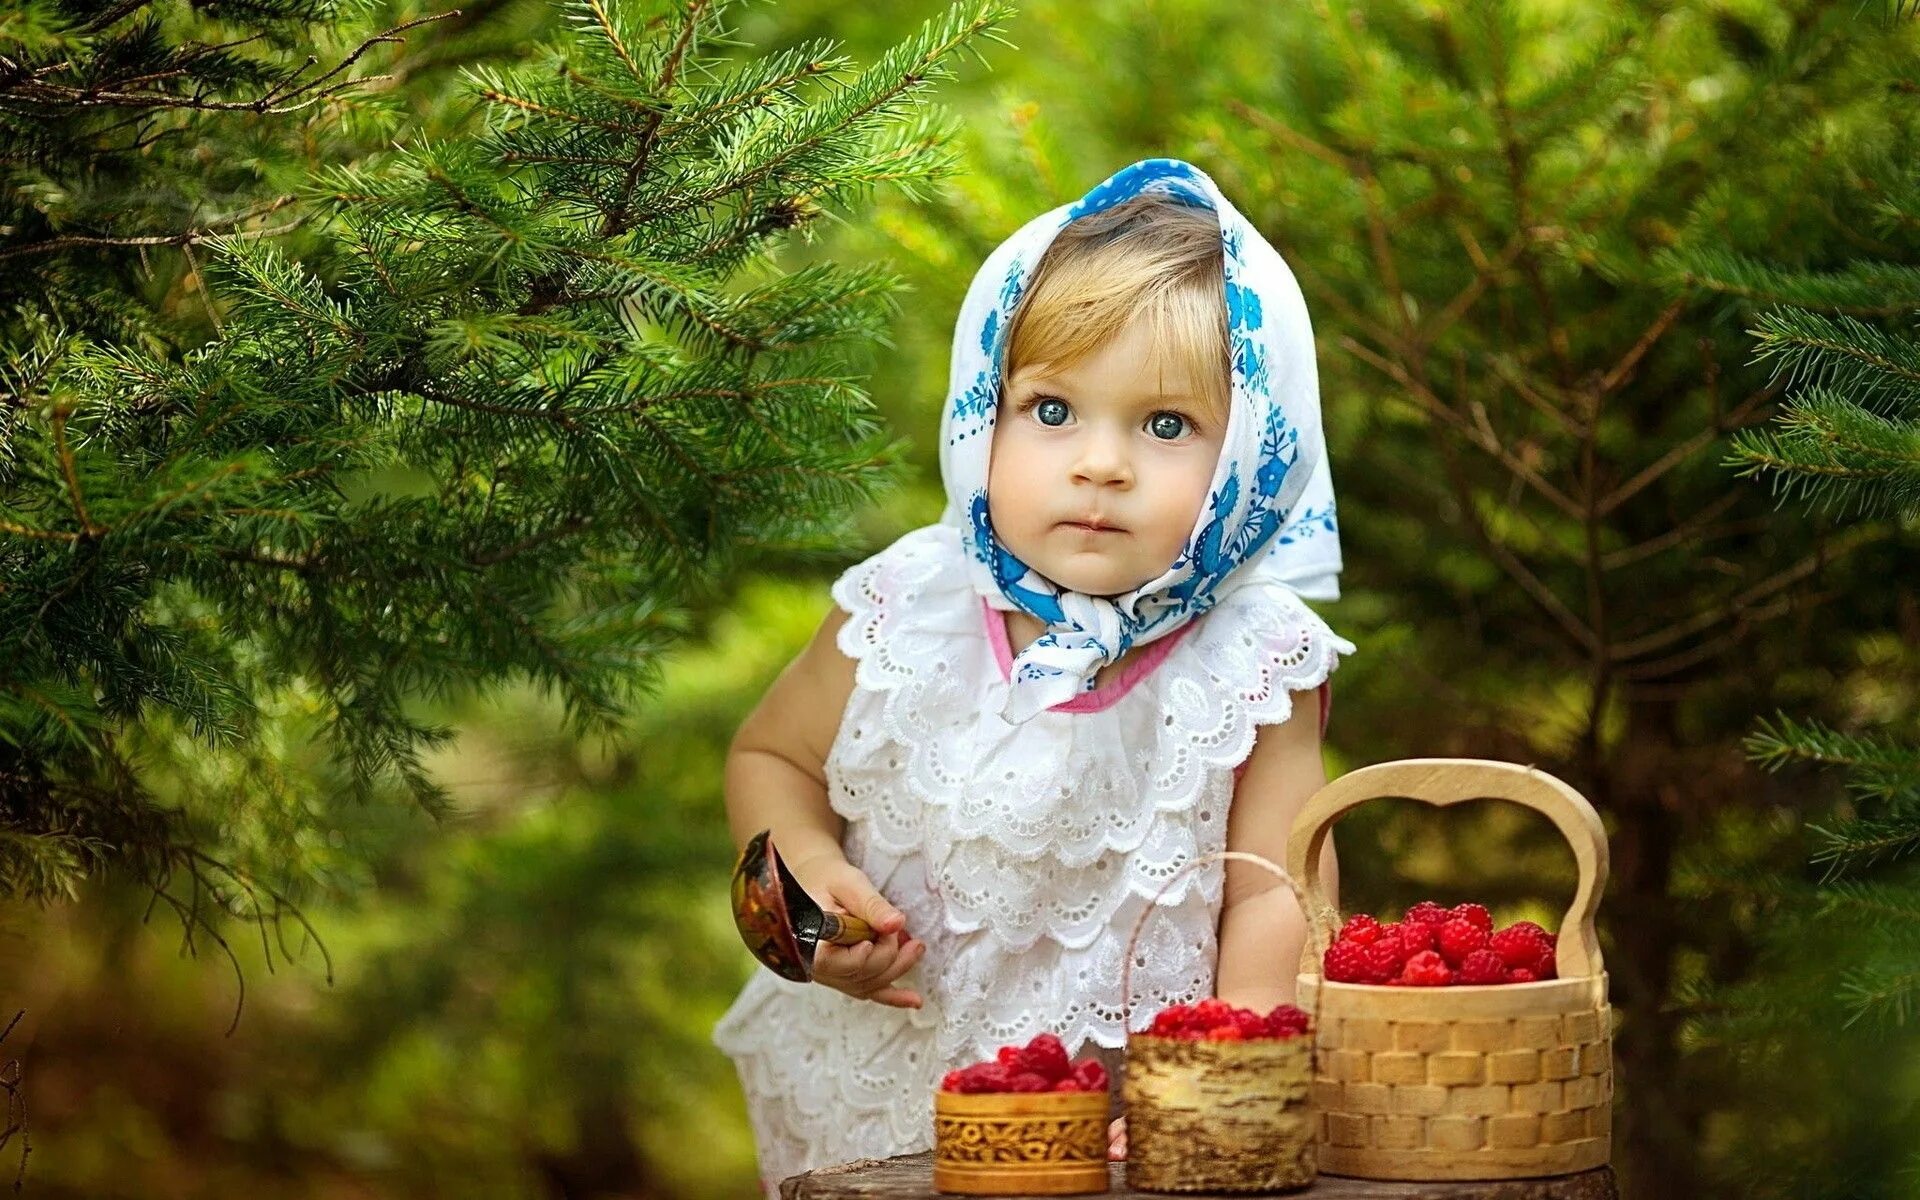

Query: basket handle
[1120,850,1323,1042]
[1285,759,1609,983]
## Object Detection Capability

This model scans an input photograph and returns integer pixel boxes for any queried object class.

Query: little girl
[712,158,1355,1194]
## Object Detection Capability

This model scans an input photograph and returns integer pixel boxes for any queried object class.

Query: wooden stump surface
[780,1152,1618,1200]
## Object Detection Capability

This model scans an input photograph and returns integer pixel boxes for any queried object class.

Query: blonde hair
[1002,194,1231,420]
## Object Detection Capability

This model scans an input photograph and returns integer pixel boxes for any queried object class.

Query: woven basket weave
[1286,759,1614,1181]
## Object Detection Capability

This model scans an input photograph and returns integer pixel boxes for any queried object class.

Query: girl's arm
[726,605,926,1007]
[1113,694,1336,1162]
[1213,689,1339,1013]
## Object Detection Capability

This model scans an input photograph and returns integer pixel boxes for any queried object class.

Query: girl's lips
[1059,521,1124,534]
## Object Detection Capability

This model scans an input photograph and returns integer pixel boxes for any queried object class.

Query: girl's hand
[813,928,926,1008]
[787,853,926,1009]
[1108,1116,1126,1161]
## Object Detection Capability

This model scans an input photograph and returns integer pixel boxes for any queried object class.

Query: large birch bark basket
[1288,759,1614,1181]
[1121,852,1319,1194]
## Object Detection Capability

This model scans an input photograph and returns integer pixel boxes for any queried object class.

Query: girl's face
[988,314,1228,598]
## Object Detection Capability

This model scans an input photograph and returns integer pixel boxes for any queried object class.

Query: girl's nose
[1072,428,1133,487]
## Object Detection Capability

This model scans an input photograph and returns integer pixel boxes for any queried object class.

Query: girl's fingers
[810,940,867,985]
[856,933,921,988]
[888,938,926,979]
[816,933,921,993]
[845,936,882,970]
[810,942,850,979]
[855,933,901,979]
[856,939,922,993]
[823,867,907,936]
[859,890,908,935]
[816,936,926,1008]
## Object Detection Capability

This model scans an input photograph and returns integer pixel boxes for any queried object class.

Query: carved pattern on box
[933,1091,1110,1196]
[933,1114,1107,1164]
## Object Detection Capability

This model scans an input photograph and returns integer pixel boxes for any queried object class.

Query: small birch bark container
[1286,758,1614,1181]
[1122,851,1319,1194]
[933,1088,1111,1195]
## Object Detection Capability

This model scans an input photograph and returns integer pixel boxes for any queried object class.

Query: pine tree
[1664,35,1920,1190]
[1141,1,1920,1191]
[1731,252,1920,944]
[0,0,1012,986]
[0,0,447,351]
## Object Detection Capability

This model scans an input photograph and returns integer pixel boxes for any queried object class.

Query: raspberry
[1149,1004,1193,1037]
[1204,1025,1245,1041]
[1437,917,1489,967]
[1053,1077,1083,1092]
[996,1045,1022,1067]
[1072,1059,1110,1092]
[1489,925,1552,972]
[941,1069,969,1092]
[1362,937,1406,984]
[1508,920,1551,941]
[1377,930,1412,965]
[969,1063,1016,1092]
[1457,949,1509,985]
[1232,1009,1268,1039]
[1508,967,1538,983]
[1265,1005,1310,1038]
[1405,901,1451,929]
[1536,948,1557,980]
[1009,1072,1053,1093]
[1394,920,1436,957]
[1191,998,1234,1029]
[1324,939,1372,983]
[1337,913,1383,945]
[1451,902,1494,932]
[1018,1033,1071,1082]
[1400,950,1454,986]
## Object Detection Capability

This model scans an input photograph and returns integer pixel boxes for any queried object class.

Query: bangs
[1002,196,1231,418]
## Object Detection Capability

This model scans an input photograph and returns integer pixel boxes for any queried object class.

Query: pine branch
[1838,961,1920,1028]
[1,0,1012,1040]
[1747,713,1920,802]
[1724,385,1920,518]
[0,196,301,264]
[1809,804,1920,880]
[646,1,1014,224]
[1610,524,1892,664]
[1818,877,1920,930]
[1656,247,1920,318]
[1746,308,1920,419]
[2,11,457,114]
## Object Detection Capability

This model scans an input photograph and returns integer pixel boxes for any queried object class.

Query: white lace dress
[711,523,1354,1193]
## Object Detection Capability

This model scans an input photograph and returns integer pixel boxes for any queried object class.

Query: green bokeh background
[6,2,1918,1197]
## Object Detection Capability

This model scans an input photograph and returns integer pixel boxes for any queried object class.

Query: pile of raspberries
[1323,901,1558,986]
[1144,998,1311,1041]
[940,1033,1110,1093]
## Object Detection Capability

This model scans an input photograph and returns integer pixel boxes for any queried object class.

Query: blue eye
[1034,398,1070,426]
[1149,412,1188,440]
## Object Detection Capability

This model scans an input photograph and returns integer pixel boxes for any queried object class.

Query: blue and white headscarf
[937,158,1342,725]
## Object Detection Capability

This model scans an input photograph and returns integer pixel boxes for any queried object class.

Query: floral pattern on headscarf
[936,158,1343,724]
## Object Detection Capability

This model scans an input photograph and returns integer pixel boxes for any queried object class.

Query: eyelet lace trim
[827,524,1353,951]
[714,523,1354,1186]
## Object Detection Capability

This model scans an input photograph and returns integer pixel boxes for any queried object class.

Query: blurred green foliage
[6,2,1918,1198]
